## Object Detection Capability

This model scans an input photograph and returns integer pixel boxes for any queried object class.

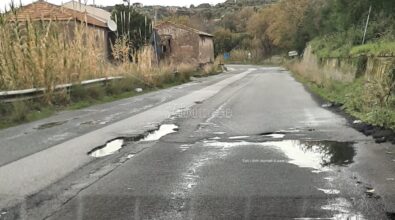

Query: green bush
[0,102,11,117]
[350,41,395,56]
[70,85,88,102]
[86,86,105,100]
[105,81,124,95]
[11,101,30,123]
[310,29,363,58]
[365,107,395,130]
[50,91,70,106]
[343,83,365,113]
[118,78,137,92]
[291,63,395,130]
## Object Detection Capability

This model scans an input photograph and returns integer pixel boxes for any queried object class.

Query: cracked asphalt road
[0,73,232,167]
[2,65,395,220]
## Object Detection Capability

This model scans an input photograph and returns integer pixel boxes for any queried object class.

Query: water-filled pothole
[265,140,356,169]
[88,124,179,158]
[203,140,355,172]
[89,139,124,158]
[387,212,395,220]
[263,133,285,139]
[141,124,179,141]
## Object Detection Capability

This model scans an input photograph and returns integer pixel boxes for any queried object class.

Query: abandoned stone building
[12,0,117,59]
[154,22,215,66]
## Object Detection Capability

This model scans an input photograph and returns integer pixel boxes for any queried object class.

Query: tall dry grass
[287,60,326,85]
[0,7,199,103]
[0,13,107,93]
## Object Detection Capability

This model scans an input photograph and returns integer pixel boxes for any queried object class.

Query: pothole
[228,136,250,140]
[203,140,355,172]
[141,124,179,141]
[259,132,286,138]
[263,133,285,139]
[258,140,356,171]
[387,212,395,220]
[88,124,179,158]
[35,121,68,130]
[88,139,124,158]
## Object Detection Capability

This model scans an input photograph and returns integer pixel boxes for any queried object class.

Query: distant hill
[223,0,277,6]
[100,0,276,21]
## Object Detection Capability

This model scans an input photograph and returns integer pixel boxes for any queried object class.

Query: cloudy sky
[0,0,226,8]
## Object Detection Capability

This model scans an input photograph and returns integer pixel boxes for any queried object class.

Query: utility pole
[362,5,372,45]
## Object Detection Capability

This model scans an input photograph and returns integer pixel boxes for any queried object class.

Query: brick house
[154,22,215,66]
[12,0,116,58]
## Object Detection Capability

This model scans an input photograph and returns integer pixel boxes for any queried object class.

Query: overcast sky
[0,0,226,8]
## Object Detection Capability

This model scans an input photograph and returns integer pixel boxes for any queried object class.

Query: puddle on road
[36,121,68,130]
[213,132,226,135]
[317,188,340,195]
[264,140,356,171]
[88,124,179,158]
[201,139,362,219]
[263,133,285,139]
[261,140,355,172]
[229,136,250,140]
[89,139,124,158]
[321,198,366,220]
[141,124,179,141]
[203,140,355,172]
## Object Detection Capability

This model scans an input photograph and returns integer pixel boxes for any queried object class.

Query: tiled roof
[155,21,213,37]
[13,0,107,28]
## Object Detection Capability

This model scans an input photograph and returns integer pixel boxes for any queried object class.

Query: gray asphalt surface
[42,66,394,219]
[2,65,395,220]
[0,73,233,167]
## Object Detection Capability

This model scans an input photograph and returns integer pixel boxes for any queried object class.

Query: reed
[0,12,108,92]
[0,6,199,102]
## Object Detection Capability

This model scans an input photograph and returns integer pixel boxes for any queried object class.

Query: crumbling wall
[156,24,200,66]
[198,36,214,64]
[301,45,395,82]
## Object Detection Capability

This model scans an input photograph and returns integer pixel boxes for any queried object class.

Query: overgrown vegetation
[0,3,223,129]
[350,41,395,57]
[0,12,107,94]
[281,0,395,130]
[0,59,223,129]
[111,4,152,55]
[289,61,395,130]
[102,0,395,62]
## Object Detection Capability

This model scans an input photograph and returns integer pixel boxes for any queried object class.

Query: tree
[213,28,235,56]
[237,7,255,32]
[160,15,205,31]
[222,13,238,32]
[247,9,273,57]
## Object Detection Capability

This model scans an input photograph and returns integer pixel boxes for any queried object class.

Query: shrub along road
[1,65,395,219]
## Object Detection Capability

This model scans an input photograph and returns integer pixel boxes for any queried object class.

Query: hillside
[101,0,276,26]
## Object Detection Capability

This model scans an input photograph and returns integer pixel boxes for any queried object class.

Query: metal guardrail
[0,76,124,103]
